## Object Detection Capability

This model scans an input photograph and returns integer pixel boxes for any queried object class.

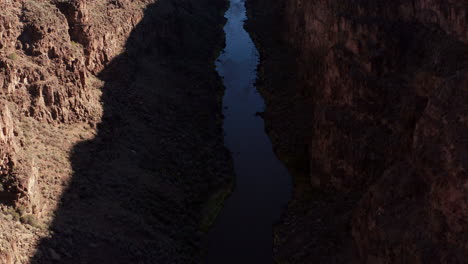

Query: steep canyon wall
[0,0,230,263]
[247,0,467,263]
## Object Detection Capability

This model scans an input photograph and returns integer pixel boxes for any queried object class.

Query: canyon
[206,0,291,263]
[0,0,466,263]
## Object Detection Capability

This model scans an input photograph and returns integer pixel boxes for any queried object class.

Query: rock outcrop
[1,0,230,263]
[247,0,467,263]
[0,0,146,211]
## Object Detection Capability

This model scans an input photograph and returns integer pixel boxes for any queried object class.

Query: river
[206,0,292,263]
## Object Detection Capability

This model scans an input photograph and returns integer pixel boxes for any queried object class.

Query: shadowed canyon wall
[0,0,231,263]
[247,0,467,263]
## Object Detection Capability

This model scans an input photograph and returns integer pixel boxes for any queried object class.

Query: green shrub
[20,214,40,228]
[71,41,81,47]
[6,207,20,221]
[7,53,17,60]
[16,205,27,215]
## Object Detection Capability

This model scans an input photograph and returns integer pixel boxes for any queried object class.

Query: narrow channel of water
[206,0,292,263]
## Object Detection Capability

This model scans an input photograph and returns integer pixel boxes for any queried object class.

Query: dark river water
[206,0,292,263]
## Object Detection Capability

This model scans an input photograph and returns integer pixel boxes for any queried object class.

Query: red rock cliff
[0,1,153,262]
[248,0,467,263]
[0,0,229,262]
[0,0,149,206]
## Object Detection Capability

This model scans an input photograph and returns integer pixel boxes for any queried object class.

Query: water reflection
[206,0,292,263]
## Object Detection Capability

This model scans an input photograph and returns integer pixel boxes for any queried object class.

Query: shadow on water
[206,0,292,263]
[31,0,231,263]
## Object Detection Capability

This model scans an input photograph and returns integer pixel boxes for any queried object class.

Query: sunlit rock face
[0,1,152,261]
[247,0,467,263]
[1,0,229,263]
[0,0,147,218]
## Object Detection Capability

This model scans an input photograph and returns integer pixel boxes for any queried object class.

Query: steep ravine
[247,0,467,263]
[1,0,231,263]
[206,0,292,263]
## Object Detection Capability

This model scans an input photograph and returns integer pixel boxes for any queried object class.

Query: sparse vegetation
[71,40,81,47]
[6,207,21,221]
[20,214,40,228]
[5,205,42,229]
[0,0,231,262]
[16,205,27,216]
[200,181,234,233]
[7,53,18,60]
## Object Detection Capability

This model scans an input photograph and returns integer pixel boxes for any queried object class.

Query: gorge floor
[206,0,292,263]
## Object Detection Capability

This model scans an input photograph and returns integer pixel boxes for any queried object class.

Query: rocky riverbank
[247,0,467,263]
[0,0,232,263]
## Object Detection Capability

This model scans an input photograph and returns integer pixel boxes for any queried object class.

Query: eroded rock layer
[247,0,467,263]
[0,0,230,263]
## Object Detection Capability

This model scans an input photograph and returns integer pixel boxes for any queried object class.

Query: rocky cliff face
[0,0,230,263]
[0,0,148,210]
[0,1,150,260]
[247,0,467,263]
